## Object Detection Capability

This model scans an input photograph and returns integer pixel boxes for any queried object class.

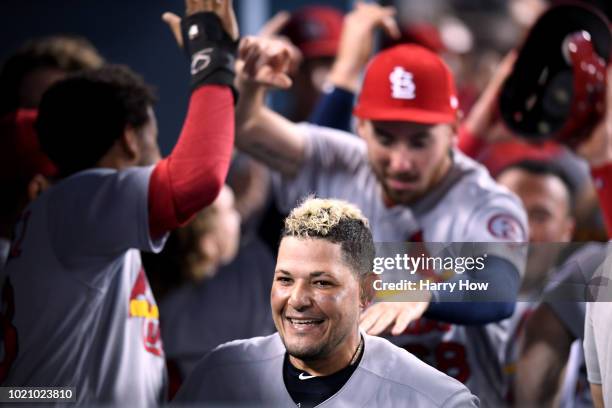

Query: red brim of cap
[353,105,457,124]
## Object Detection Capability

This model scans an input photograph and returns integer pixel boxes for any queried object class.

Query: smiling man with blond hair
[175,197,478,407]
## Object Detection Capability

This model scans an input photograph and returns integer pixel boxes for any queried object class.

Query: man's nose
[388,144,414,173]
[287,280,313,311]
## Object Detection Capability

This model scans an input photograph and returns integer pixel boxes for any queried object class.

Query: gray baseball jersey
[501,243,607,405]
[274,123,527,262]
[543,243,606,407]
[272,123,527,405]
[543,243,607,339]
[1,166,167,406]
[174,332,479,407]
[585,301,612,408]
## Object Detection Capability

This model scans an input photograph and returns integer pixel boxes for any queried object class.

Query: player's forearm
[457,124,487,159]
[515,361,559,408]
[148,85,234,239]
[424,256,519,324]
[235,82,305,177]
[327,61,361,93]
[591,384,604,408]
[515,308,572,407]
[308,86,355,132]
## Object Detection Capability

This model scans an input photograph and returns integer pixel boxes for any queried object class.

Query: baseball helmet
[499,2,611,146]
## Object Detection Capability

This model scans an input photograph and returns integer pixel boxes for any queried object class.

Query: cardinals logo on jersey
[129,269,163,357]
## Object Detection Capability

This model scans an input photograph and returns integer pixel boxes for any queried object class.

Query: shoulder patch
[487,213,525,241]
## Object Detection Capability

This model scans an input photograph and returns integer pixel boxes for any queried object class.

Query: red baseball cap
[354,44,459,124]
[0,109,57,183]
[282,6,343,59]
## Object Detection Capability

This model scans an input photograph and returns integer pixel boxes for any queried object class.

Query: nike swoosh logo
[298,373,316,380]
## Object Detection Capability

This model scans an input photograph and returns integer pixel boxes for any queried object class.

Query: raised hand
[328,1,400,92]
[360,299,430,336]
[257,11,303,75]
[575,66,612,167]
[238,36,293,89]
[162,0,239,49]
[462,51,517,142]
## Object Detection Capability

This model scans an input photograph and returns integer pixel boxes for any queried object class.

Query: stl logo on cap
[389,67,416,100]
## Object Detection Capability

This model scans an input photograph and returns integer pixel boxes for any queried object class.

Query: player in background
[277,5,345,125]
[0,0,238,404]
[234,11,527,407]
[174,197,479,407]
[514,242,606,407]
[574,66,612,408]
[459,49,606,242]
[496,160,576,296]
[0,112,55,271]
[494,159,589,406]
[509,63,612,408]
[307,2,399,132]
[0,36,104,269]
[158,185,276,395]
[0,35,104,115]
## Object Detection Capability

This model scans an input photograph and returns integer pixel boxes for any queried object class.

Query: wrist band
[181,12,238,100]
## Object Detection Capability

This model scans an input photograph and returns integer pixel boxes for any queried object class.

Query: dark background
[0,0,348,155]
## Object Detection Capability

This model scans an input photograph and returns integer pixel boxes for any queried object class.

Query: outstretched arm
[148,0,239,239]
[234,36,306,177]
[360,255,519,335]
[458,52,516,157]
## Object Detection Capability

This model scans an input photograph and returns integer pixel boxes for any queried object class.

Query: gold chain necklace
[349,335,364,366]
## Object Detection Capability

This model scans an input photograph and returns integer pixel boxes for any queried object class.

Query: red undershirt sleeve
[457,124,488,159]
[147,85,234,239]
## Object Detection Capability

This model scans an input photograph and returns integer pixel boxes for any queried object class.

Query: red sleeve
[591,162,612,239]
[148,85,234,238]
[457,124,487,159]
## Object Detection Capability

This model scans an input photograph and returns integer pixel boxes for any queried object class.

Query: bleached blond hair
[282,197,375,277]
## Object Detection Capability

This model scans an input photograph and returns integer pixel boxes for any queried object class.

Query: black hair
[499,159,576,211]
[36,64,156,176]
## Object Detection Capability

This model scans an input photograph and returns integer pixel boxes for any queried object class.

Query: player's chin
[283,335,328,361]
[385,187,420,205]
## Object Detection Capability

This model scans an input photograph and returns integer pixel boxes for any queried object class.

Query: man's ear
[120,126,140,162]
[360,272,377,309]
[27,174,51,201]
[355,118,369,140]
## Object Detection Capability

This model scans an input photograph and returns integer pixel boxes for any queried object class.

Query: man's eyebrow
[372,126,395,139]
[275,270,335,278]
[310,271,333,278]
